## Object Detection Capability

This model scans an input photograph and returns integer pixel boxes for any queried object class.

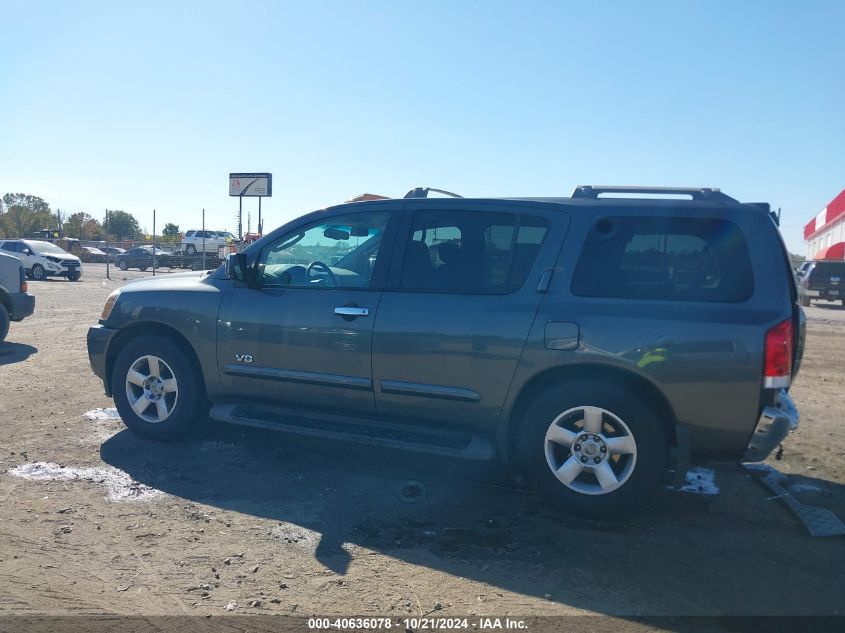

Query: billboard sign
[229,173,272,197]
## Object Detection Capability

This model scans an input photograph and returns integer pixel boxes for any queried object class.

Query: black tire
[801,296,811,307]
[31,264,45,281]
[516,381,669,518]
[0,304,9,342]
[139,266,148,271]
[25,269,33,279]
[185,244,196,254]
[67,272,81,281]
[118,260,128,271]
[111,334,204,440]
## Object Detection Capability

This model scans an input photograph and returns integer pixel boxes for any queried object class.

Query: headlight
[101,289,121,321]
[45,255,62,263]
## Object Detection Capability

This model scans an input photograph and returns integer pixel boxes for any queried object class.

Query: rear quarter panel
[504,202,793,457]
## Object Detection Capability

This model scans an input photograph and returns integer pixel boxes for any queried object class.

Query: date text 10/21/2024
[307,618,528,630]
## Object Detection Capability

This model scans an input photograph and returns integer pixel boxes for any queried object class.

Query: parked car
[98,245,125,262]
[797,260,845,306]
[80,246,109,263]
[181,230,234,254]
[87,185,803,516]
[113,246,170,271]
[0,239,82,281]
[0,251,35,341]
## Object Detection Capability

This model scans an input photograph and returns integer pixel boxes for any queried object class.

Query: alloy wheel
[124,355,179,423]
[544,405,638,495]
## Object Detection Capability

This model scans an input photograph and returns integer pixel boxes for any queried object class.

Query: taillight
[19,267,27,293]
[764,319,792,389]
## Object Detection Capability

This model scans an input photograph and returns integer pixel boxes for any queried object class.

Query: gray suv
[0,251,35,341]
[87,186,804,515]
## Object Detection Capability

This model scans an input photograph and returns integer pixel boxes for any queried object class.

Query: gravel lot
[1,264,844,619]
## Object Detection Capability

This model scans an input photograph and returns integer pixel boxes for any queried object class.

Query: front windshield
[28,240,69,255]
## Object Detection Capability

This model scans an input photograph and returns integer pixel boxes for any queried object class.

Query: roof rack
[570,185,738,204]
[404,187,463,199]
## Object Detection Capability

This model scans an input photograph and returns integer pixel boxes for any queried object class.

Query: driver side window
[258,211,390,289]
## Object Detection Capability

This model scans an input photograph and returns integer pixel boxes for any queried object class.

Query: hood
[121,270,214,292]
[39,250,79,262]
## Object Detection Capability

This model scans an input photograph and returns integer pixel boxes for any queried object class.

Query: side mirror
[23,248,33,255]
[226,252,250,282]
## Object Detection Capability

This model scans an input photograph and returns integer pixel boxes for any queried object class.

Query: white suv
[0,239,82,281]
[181,230,234,254]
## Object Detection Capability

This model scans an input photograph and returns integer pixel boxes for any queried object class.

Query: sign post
[229,172,272,241]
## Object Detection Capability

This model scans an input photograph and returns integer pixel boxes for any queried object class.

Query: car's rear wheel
[139,266,148,271]
[185,244,196,254]
[517,382,669,517]
[31,264,45,281]
[0,304,9,342]
[112,335,204,440]
[118,260,128,271]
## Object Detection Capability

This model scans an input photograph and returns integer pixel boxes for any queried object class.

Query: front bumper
[8,292,35,321]
[87,324,119,394]
[743,390,799,462]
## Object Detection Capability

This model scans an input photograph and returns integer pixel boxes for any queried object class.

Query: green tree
[64,212,106,240]
[162,222,181,243]
[0,193,58,237]
[104,210,141,241]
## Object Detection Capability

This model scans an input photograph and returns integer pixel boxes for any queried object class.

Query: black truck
[798,260,845,306]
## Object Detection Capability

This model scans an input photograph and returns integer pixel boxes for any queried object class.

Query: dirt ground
[1,264,844,623]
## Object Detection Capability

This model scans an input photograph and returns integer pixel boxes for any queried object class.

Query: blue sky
[1,0,842,252]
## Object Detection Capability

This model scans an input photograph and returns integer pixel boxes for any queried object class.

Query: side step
[209,403,496,460]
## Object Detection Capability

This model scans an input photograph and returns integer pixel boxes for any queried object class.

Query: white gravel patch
[84,408,122,422]
[677,466,720,496]
[8,461,163,502]
[270,523,321,549]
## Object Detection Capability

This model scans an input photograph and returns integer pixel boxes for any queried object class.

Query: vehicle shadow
[0,342,37,366]
[101,425,845,617]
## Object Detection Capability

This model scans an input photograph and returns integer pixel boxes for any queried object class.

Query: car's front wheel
[67,272,81,281]
[112,335,204,440]
[517,382,669,517]
[118,260,128,271]
[31,264,45,281]
[185,244,196,254]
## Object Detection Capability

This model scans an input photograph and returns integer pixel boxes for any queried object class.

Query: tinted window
[810,262,845,279]
[258,211,389,289]
[571,216,753,302]
[400,210,549,293]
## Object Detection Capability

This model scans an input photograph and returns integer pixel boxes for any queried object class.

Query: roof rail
[571,185,738,203]
[404,187,463,199]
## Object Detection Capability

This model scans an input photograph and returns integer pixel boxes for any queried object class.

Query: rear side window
[571,216,754,302]
[186,231,195,238]
[400,210,549,293]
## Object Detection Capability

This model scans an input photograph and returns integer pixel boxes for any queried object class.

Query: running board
[209,403,496,460]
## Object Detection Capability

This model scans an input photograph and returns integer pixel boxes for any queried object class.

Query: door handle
[334,306,370,317]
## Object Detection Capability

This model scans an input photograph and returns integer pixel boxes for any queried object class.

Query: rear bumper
[8,292,35,321]
[87,324,119,394]
[802,289,841,300]
[743,390,799,462]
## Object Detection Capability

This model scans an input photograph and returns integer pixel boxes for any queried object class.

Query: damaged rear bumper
[743,389,799,462]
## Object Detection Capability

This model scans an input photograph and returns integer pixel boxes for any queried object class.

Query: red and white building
[804,188,845,260]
